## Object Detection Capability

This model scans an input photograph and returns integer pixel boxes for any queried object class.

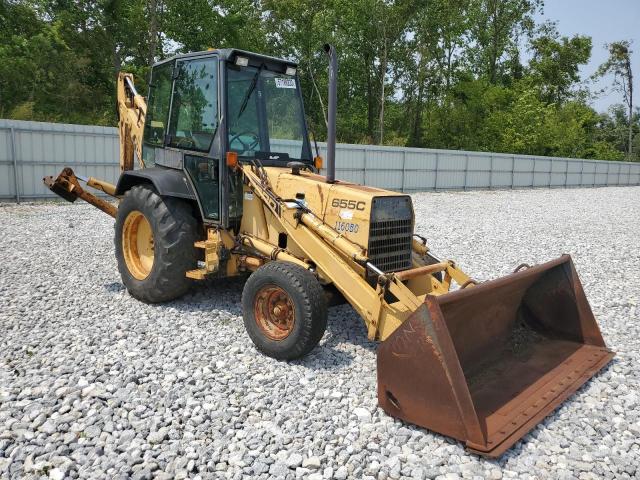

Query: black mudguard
[115,167,196,200]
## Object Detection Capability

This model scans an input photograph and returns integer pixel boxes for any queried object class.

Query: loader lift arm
[239,161,471,341]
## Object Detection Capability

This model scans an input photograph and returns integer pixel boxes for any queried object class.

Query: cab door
[166,55,221,222]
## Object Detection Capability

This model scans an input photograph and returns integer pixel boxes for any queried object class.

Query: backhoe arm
[117,73,147,172]
[43,73,145,210]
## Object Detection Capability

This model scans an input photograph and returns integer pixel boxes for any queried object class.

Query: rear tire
[115,184,198,303]
[242,262,327,360]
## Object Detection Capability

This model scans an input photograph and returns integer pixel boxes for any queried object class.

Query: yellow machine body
[43,56,614,458]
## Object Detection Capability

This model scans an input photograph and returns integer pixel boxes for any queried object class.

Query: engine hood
[262,166,413,253]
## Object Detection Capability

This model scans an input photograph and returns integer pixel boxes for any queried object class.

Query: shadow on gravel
[104,275,376,370]
[119,276,249,316]
[174,277,247,316]
[293,305,377,371]
[103,282,125,293]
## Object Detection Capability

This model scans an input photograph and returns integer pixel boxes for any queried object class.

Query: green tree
[595,41,634,159]
[467,0,541,83]
[399,0,471,146]
[529,24,592,104]
[1,0,635,162]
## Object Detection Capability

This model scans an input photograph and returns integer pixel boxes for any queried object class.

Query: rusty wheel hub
[254,285,295,340]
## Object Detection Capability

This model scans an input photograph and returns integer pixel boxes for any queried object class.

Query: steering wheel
[175,136,196,149]
[229,131,260,154]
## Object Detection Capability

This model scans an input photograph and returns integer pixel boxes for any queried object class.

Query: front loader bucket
[377,255,614,457]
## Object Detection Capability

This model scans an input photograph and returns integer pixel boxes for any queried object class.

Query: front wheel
[242,262,328,360]
[115,185,198,303]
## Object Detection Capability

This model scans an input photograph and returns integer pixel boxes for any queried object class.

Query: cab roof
[152,48,298,73]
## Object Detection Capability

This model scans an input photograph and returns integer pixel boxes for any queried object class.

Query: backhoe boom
[117,73,146,172]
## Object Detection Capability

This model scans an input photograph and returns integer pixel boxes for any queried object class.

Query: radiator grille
[368,197,413,272]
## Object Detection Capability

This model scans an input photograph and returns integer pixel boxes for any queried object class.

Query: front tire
[115,185,198,303]
[242,262,328,360]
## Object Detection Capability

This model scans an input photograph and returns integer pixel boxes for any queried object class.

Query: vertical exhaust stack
[324,44,337,184]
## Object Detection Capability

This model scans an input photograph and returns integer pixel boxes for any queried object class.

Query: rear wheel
[115,184,198,303]
[242,262,327,360]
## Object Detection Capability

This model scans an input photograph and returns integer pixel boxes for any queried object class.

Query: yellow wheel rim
[122,210,154,280]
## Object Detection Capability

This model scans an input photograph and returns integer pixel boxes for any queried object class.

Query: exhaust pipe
[323,44,337,184]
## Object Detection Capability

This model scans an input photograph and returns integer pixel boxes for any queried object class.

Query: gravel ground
[1,186,639,480]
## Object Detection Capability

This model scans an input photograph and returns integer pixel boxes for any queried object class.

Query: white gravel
[1,186,639,480]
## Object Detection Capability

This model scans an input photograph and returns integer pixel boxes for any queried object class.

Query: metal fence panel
[0,120,120,200]
[1,119,638,201]
[0,128,16,199]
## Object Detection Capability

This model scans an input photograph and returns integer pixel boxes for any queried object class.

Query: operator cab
[141,49,313,228]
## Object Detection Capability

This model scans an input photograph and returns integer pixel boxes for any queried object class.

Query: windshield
[226,64,311,162]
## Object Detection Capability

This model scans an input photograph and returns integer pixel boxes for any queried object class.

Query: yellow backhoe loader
[44,45,614,457]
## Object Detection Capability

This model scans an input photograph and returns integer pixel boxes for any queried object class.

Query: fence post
[511,155,515,189]
[489,155,494,189]
[579,160,584,187]
[564,160,569,188]
[624,165,628,185]
[531,158,536,188]
[434,151,439,191]
[463,153,469,191]
[401,150,406,193]
[10,127,20,203]
[363,147,368,185]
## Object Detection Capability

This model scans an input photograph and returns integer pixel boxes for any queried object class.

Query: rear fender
[115,167,197,201]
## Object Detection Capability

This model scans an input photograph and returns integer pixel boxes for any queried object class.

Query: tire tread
[115,185,198,303]
[242,261,327,360]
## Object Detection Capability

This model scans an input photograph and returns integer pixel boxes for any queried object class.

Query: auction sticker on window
[275,78,296,89]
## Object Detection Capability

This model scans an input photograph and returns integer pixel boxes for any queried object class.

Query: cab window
[168,57,218,152]
[226,64,311,162]
[142,61,173,165]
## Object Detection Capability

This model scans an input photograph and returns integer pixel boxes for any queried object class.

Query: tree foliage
[595,41,635,159]
[0,0,637,161]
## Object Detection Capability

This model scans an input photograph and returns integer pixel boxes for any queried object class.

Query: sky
[535,0,640,113]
